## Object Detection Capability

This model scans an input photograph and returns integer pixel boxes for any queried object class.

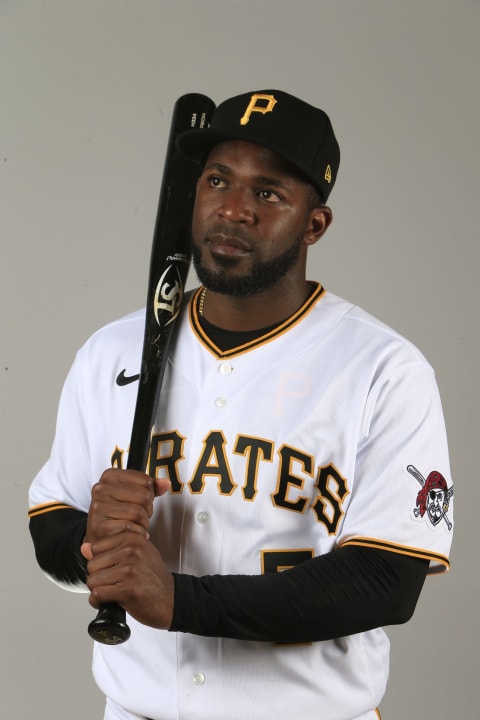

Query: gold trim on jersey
[189,282,326,358]
[340,536,451,573]
[28,501,74,518]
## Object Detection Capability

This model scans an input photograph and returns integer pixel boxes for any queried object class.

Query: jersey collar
[189,282,326,359]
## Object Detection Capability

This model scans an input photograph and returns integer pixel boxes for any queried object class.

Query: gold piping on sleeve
[340,536,450,573]
[28,501,75,518]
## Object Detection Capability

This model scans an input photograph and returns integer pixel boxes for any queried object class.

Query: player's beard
[192,234,304,297]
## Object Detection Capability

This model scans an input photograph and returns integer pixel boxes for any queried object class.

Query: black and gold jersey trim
[189,282,326,359]
[340,537,450,573]
[28,501,75,518]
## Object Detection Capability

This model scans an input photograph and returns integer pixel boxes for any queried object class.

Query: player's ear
[304,206,333,246]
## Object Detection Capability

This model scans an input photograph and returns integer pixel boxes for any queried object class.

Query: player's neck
[199,281,315,331]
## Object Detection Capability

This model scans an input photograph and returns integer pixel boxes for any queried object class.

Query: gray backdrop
[1,1,477,718]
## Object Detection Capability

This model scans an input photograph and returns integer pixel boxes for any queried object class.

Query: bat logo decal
[153,263,184,326]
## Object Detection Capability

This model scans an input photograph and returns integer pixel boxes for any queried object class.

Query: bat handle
[87,603,131,645]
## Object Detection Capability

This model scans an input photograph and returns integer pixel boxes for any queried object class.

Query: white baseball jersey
[29,283,453,720]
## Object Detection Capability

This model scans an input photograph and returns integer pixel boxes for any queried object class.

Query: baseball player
[28,89,453,720]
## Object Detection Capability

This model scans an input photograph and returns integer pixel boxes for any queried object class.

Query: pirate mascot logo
[408,464,453,530]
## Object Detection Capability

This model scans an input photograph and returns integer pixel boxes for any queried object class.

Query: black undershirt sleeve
[29,508,429,642]
[171,547,429,643]
[29,508,88,586]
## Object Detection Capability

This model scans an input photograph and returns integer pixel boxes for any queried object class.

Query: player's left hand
[83,529,175,630]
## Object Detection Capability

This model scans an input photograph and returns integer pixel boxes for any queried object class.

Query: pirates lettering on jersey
[190,431,236,495]
[112,429,350,534]
[150,430,186,493]
[312,464,350,534]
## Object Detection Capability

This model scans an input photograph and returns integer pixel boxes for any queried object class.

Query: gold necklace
[198,287,207,317]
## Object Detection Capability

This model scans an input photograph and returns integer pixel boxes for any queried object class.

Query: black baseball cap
[176,89,340,202]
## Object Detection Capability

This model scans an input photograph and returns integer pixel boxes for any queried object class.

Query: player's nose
[217,187,255,224]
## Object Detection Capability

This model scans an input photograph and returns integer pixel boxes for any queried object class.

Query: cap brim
[176,127,330,203]
[177,128,316,183]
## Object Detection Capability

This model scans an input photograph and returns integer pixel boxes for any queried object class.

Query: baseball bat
[87,93,215,645]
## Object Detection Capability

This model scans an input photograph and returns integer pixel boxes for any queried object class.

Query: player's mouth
[206,232,252,258]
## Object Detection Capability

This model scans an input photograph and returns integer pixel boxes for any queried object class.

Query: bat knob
[88,603,131,645]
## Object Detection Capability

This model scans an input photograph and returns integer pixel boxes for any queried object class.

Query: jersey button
[218,361,233,375]
[193,672,205,686]
[215,396,227,408]
[196,511,209,524]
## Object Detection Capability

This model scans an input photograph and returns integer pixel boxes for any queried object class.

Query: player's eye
[258,189,282,203]
[208,175,227,189]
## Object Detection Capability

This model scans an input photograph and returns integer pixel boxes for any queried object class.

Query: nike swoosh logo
[116,369,140,386]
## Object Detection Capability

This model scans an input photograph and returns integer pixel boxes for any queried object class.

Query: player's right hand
[82,468,169,550]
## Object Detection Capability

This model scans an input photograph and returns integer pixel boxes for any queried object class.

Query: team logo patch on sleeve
[408,464,453,530]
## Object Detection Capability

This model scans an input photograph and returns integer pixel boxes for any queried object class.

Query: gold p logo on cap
[240,93,278,126]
